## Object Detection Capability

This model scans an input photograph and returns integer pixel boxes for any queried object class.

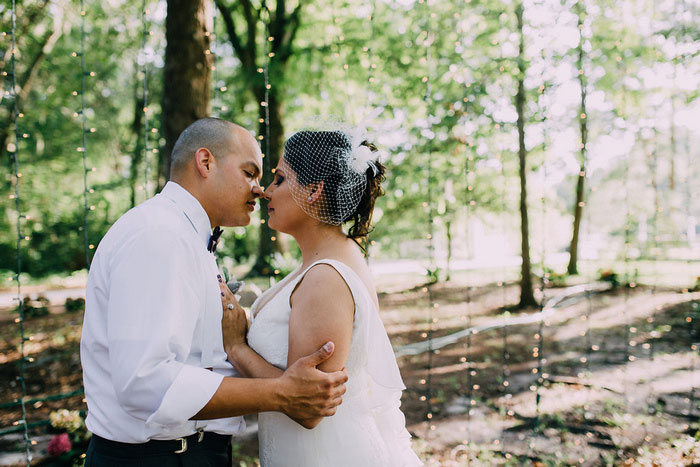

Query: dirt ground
[1,276,699,466]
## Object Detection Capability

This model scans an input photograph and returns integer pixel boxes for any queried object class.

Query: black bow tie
[208,226,223,253]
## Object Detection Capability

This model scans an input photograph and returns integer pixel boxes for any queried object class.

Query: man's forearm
[226,344,283,379]
[191,376,281,420]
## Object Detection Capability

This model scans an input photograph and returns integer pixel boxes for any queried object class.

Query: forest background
[2,0,698,294]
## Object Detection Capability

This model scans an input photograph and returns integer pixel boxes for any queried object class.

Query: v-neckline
[251,259,379,320]
[250,261,321,319]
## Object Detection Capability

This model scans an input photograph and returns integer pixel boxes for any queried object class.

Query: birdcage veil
[282,117,380,226]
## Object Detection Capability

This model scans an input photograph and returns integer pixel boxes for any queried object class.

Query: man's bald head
[170,118,243,179]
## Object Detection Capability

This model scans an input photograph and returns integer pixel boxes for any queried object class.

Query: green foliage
[692,277,700,292]
[64,297,85,313]
[543,267,569,287]
[15,295,50,319]
[598,268,619,288]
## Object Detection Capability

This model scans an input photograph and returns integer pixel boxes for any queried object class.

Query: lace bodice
[247,259,422,467]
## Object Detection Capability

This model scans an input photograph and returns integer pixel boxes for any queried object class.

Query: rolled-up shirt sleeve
[105,228,222,427]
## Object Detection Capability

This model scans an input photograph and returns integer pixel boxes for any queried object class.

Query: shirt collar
[160,181,212,248]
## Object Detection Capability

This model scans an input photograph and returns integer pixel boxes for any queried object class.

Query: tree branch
[0,6,64,160]
[278,2,303,62]
[215,0,257,70]
[239,0,257,63]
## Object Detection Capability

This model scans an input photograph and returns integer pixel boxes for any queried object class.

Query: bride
[219,124,422,466]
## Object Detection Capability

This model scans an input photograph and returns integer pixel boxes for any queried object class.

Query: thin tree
[216,0,303,275]
[160,0,212,186]
[567,1,588,275]
[515,1,537,307]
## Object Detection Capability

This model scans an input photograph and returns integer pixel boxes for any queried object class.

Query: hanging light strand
[261,13,276,285]
[8,1,32,464]
[494,14,511,455]
[364,0,376,108]
[78,0,93,268]
[140,0,151,198]
[618,41,632,418]
[576,16,596,454]
[210,8,219,116]
[576,2,594,390]
[363,0,376,259]
[210,7,228,116]
[464,126,476,452]
[421,0,436,435]
[533,62,549,437]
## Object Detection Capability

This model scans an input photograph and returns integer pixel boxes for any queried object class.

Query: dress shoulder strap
[291,259,370,306]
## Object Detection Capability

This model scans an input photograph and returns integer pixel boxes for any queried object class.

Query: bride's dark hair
[283,131,385,240]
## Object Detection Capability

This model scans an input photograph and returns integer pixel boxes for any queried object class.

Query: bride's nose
[263,184,273,200]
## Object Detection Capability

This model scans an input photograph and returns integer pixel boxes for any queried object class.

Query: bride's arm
[225,343,283,378]
[287,264,355,429]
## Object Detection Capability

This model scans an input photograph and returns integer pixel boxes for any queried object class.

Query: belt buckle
[174,437,188,454]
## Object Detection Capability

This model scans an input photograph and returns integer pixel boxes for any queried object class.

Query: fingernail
[323,342,332,352]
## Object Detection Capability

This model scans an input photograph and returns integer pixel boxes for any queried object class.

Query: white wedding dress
[247,259,422,467]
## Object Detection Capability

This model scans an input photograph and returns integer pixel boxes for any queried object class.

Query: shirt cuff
[145,366,224,428]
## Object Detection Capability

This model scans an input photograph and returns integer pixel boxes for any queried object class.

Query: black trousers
[85,432,232,467]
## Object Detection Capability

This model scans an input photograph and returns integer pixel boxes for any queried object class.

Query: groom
[80,118,347,466]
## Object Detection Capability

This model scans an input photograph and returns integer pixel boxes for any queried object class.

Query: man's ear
[309,181,324,203]
[194,148,214,178]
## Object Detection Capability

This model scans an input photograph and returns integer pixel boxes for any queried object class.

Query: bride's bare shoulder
[291,263,353,305]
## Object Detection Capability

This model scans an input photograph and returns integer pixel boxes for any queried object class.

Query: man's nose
[252,182,264,198]
[263,184,273,200]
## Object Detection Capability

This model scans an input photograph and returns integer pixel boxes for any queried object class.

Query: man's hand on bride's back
[278,341,348,429]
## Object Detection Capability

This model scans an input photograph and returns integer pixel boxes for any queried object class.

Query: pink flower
[47,433,71,456]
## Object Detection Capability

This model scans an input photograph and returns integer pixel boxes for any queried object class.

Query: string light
[140,0,152,199]
[575,11,598,450]
[618,38,632,414]
[8,1,32,463]
[365,0,377,108]
[463,126,476,458]
[262,12,275,285]
[574,13,596,453]
[78,0,92,269]
[533,53,549,438]
[684,50,697,415]
[363,0,376,259]
[210,7,226,116]
[495,10,510,452]
[422,0,436,435]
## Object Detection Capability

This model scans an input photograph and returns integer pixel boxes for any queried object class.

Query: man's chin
[222,214,251,227]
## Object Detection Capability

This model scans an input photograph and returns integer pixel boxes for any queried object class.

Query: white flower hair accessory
[346,125,380,176]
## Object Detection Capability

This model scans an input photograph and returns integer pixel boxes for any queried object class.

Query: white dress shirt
[80,182,244,443]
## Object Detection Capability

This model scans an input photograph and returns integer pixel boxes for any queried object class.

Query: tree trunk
[515,2,537,308]
[567,6,588,276]
[161,0,212,186]
[129,77,145,208]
